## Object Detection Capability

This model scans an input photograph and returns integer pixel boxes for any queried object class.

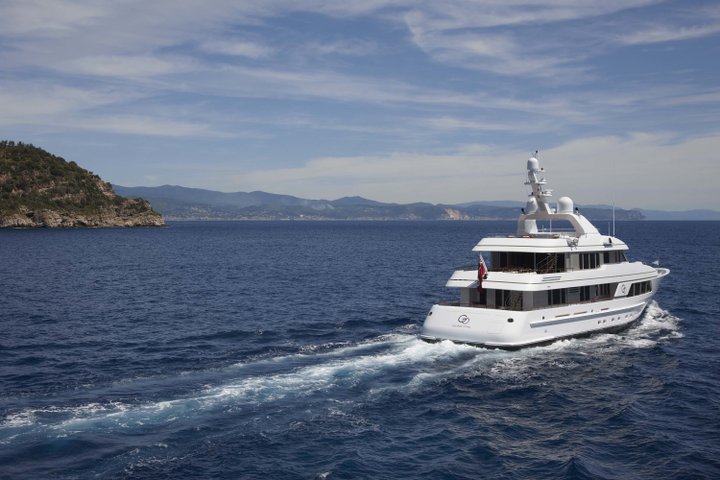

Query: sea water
[1,221,718,479]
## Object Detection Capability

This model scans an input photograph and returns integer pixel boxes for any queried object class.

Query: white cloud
[66,115,219,137]
[657,90,720,106]
[405,24,590,79]
[619,23,720,45]
[206,64,488,107]
[0,0,104,36]
[425,117,523,132]
[297,40,379,57]
[0,83,137,122]
[228,149,525,203]
[400,1,720,79]
[0,82,232,138]
[617,2,720,45]
[223,132,720,210]
[63,54,198,78]
[200,39,275,58]
[4,1,717,90]
[401,1,661,30]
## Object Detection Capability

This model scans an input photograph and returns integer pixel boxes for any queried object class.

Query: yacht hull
[421,269,669,349]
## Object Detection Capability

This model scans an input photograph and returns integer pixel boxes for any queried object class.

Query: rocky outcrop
[0,201,164,228]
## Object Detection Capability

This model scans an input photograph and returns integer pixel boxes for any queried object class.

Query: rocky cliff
[0,141,164,228]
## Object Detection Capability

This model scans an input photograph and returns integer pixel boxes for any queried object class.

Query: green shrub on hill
[0,141,163,226]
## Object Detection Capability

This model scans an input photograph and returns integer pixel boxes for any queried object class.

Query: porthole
[507,318,514,323]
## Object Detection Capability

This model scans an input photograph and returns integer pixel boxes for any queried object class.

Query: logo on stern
[457,314,470,325]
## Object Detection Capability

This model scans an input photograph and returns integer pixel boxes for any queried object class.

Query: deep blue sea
[1,221,718,479]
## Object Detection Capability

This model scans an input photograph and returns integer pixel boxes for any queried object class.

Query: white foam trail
[1,334,477,435]
[589,301,681,353]
[631,301,682,338]
[3,412,36,428]
[1,303,681,439]
[375,341,509,396]
[230,334,408,369]
[205,336,480,406]
[485,301,681,380]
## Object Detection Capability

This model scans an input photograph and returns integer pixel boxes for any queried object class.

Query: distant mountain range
[109,184,716,221]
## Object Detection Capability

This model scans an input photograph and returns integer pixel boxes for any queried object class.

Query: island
[0,141,164,228]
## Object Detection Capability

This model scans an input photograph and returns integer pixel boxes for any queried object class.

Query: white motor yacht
[421,155,670,348]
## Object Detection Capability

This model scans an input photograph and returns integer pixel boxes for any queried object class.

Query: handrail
[536,254,558,274]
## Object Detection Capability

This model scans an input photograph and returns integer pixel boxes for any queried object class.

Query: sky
[1,0,719,210]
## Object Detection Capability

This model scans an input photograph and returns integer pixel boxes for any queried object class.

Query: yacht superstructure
[421,155,669,348]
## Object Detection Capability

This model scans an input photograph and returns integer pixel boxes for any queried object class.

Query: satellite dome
[527,157,540,172]
[557,196,574,214]
[525,197,538,214]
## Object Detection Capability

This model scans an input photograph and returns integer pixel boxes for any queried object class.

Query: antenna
[611,153,616,237]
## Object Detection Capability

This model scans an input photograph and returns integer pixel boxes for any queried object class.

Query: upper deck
[473,233,628,254]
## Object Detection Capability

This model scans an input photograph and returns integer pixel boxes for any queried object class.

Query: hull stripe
[529,301,646,328]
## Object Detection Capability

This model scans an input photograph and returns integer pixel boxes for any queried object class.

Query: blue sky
[1,0,719,210]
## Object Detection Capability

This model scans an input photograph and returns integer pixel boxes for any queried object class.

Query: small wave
[389,341,508,394]
[481,301,680,380]
[632,301,682,336]
[593,301,681,353]
[2,412,36,429]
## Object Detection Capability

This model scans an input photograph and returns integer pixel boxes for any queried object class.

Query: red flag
[477,262,486,290]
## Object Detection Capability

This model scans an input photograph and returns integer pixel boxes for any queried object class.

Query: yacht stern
[421,304,528,348]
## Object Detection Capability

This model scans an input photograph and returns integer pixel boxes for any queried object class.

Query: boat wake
[0,302,680,445]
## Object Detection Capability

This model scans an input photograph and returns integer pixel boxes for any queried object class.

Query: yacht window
[579,253,599,270]
[580,285,591,301]
[603,251,625,264]
[628,280,652,296]
[547,288,566,306]
[494,289,523,310]
[491,252,537,272]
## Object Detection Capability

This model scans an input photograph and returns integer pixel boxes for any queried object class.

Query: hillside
[0,141,164,228]
[114,184,645,221]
